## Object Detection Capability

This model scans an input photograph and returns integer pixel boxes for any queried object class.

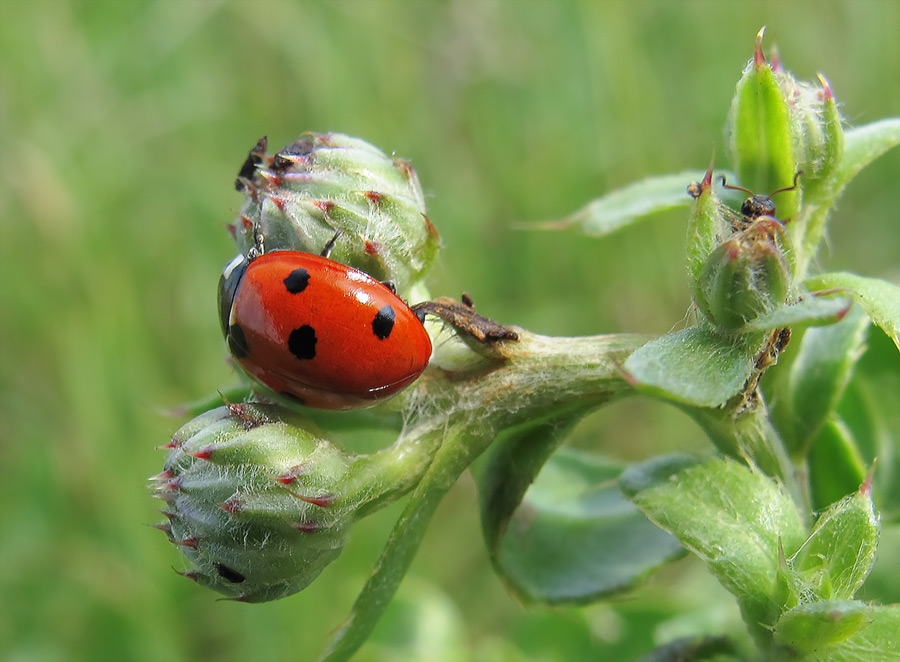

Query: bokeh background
[1,1,898,660]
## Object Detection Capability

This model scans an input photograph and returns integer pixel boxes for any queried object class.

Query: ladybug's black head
[218,255,248,338]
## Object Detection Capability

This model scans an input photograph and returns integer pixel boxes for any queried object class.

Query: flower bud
[693,218,791,331]
[150,404,356,602]
[791,476,880,601]
[231,132,439,297]
[727,28,799,219]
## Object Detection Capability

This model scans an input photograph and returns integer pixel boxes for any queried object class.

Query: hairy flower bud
[693,218,791,331]
[150,404,356,602]
[231,132,439,297]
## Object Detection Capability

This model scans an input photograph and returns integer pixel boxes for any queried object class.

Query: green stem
[319,331,645,660]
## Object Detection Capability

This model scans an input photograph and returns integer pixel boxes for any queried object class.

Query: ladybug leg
[247,223,266,260]
[380,280,396,294]
[412,297,518,343]
[320,230,343,258]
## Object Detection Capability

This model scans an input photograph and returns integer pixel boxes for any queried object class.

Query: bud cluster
[688,29,846,335]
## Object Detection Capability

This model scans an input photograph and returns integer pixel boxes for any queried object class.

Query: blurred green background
[1,1,897,660]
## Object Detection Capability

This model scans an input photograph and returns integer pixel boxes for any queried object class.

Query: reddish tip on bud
[817,73,834,101]
[291,521,321,533]
[769,44,782,73]
[364,191,385,205]
[187,445,215,460]
[860,460,878,497]
[274,464,308,485]
[148,469,175,483]
[754,26,768,70]
[174,567,202,583]
[688,167,715,199]
[152,522,173,536]
[286,491,336,508]
[221,497,244,514]
[312,200,334,213]
[176,536,200,549]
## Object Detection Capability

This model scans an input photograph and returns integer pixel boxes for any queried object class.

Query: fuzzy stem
[319,331,645,660]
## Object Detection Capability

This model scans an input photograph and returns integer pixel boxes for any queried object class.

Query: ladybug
[218,250,432,410]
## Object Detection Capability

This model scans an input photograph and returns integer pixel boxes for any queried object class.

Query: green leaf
[792,487,880,601]
[740,296,851,333]
[791,604,900,662]
[805,272,900,354]
[836,119,900,195]
[622,455,807,644]
[808,418,868,514]
[776,304,870,455]
[773,600,871,653]
[624,327,763,407]
[478,423,683,604]
[528,171,713,238]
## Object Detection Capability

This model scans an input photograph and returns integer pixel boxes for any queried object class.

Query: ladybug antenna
[767,170,803,197]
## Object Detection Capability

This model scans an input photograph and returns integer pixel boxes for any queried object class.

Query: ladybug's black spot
[289,325,317,360]
[283,268,310,294]
[372,305,395,340]
[227,324,249,359]
[214,562,246,584]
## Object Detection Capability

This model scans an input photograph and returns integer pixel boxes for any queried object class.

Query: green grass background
[1,1,898,661]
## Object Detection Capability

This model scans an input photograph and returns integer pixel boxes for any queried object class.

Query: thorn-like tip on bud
[220,497,243,514]
[287,491,336,508]
[754,27,768,69]
[769,45,782,72]
[174,567,201,583]
[274,464,308,485]
[291,521,321,533]
[688,167,714,199]
[148,469,174,483]
[860,460,878,496]
[152,522,174,536]
[817,73,834,101]
[176,536,200,549]
[188,445,215,460]
[364,191,385,205]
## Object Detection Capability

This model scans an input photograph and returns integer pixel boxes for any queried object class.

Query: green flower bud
[150,404,356,602]
[231,133,440,297]
[791,477,880,601]
[686,168,730,283]
[726,28,799,219]
[693,218,792,331]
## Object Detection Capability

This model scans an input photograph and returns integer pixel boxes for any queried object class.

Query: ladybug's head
[218,254,248,338]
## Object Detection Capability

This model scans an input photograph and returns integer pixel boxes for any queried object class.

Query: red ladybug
[218,251,432,409]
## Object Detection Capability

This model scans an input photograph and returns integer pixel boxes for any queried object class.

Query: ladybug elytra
[218,251,432,410]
